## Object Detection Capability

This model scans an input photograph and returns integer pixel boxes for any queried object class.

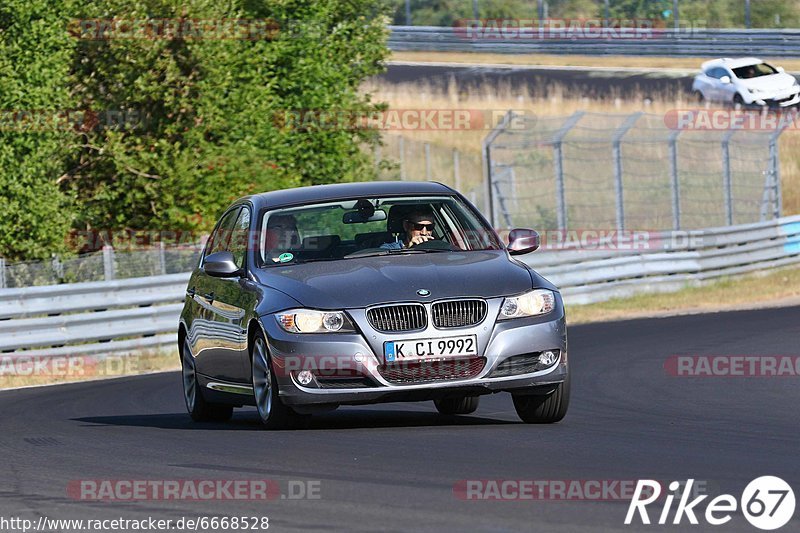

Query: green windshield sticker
[278,252,294,263]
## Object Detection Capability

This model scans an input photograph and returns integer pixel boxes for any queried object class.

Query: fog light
[297,370,314,386]
[538,350,558,366]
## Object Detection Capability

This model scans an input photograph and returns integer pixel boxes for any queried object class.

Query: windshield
[732,62,778,79]
[258,195,502,266]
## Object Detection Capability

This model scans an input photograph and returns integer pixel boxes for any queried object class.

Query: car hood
[736,73,798,93]
[254,251,555,309]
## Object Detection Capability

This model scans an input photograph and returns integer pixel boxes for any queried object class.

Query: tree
[63,0,390,247]
[0,0,76,261]
[1,0,390,260]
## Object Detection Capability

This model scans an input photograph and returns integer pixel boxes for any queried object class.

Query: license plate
[384,335,478,363]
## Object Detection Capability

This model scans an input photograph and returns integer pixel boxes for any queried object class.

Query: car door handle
[203,292,215,302]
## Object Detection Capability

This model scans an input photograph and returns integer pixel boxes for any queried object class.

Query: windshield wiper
[344,247,454,259]
[344,249,394,259]
[395,248,450,253]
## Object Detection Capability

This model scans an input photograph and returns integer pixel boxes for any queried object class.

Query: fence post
[668,129,682,230]
[52,256,64,282]
[482,110,514,227]
[424,143,431,181]
[373,144,382,173]
[611,112,643,232]
[552,111,585,231]
[0,257,5,289]
[769,123,787,219]
[399,137,406,181]
[721,129,736,226]
[102,245,116,281]
[453,148,461,191]
[158,241,167,275]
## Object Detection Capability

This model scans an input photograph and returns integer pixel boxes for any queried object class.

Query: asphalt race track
[381,63,800,102]
[1,306,798,532]
[382,63,696,101]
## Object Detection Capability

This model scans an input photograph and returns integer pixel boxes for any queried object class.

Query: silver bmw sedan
[179,181,569,429]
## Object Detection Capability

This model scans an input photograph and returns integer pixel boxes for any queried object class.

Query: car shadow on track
[73,408,518,431]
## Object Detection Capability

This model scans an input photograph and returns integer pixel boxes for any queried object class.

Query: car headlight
[276,309,356,333]
[499,289,556,319]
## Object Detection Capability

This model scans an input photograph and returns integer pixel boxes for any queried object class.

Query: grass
[566,265,800,325]
[390,51,800,72]
[0,349,179,390]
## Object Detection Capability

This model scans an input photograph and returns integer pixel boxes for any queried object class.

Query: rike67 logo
[626,477,795,530]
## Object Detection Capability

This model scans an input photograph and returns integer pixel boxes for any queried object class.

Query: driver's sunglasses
[410,222,435,231]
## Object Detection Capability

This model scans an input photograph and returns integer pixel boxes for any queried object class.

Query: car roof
[701,57,765,71]
[238,181,457,211]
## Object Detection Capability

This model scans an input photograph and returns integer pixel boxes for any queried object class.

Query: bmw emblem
[417,289,431,297]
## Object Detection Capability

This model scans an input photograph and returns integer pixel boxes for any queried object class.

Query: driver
[381,210,437,250]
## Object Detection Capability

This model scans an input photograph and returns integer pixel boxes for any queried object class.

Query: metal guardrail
[0,216,798,359]
[388,26,800,57]
[0,273,189,357]
[523,215,800,304]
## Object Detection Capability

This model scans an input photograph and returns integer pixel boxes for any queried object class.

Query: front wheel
[251,333,310,430]
[434,396,480,415]
[512,374,570,424]
[181,339,233,422]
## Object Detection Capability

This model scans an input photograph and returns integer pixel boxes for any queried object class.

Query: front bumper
[748,89,800,107]
[262,295,568,406]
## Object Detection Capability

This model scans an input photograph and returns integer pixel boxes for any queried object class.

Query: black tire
[693,90,704,103]
[434,396,480,415]
[733,93,745,109]
[181,339,234,422]
[512,374,570,424]
[250,331,310,430]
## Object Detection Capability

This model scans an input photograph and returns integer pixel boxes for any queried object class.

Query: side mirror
[720,75,731,84]
[777,66,785,73]
[507,229,540,255]
[203,251,241,277]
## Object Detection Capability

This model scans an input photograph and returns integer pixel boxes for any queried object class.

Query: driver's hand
[408,234,434,246]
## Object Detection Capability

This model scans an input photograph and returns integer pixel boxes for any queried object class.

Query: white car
[692,57,800,108]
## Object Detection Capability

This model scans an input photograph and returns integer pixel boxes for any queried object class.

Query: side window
[704,68,718,79]
[229,207,251,269]
[204,208,241,260]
